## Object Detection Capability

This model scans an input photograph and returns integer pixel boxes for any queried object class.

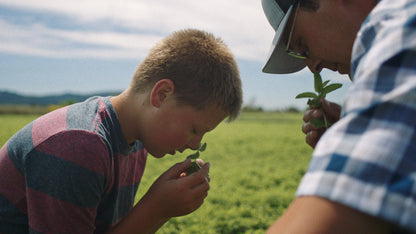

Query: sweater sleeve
[25,130,112,233]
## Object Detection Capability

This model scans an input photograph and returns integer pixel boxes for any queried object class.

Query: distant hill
[0,90,121,105]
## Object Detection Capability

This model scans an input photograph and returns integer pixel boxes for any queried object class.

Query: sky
[0,0,352,110]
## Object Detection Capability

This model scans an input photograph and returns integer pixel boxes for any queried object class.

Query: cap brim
[262,5,306,74]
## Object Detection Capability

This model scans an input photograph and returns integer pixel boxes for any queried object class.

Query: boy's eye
[192,128,198,135]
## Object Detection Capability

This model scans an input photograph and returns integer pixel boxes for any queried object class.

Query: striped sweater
[0,96,147,233]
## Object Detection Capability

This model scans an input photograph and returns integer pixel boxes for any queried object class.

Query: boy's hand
[302,99,341,148]
[181,159,210,179]
[143,158,210,218]
[107,159,210,233]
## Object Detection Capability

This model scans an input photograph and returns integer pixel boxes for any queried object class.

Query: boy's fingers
[183,162,210,187]
[191,181,210,198]
[195,158,205,167]
[200,162,210,177]
[189,168,210,195]
[165,158,191,178]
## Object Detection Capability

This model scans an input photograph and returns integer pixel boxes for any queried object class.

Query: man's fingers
[321,99,341,121]
[303,109,313,122]
[306,130,319,148]
[302,122,316,134]
[303,109,323,122]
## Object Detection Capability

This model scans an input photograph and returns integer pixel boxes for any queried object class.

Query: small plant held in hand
[296,72,342,129]
[186,142,207,176]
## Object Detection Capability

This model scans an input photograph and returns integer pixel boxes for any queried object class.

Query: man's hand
[302,99,341,148]
[267,196,394,234]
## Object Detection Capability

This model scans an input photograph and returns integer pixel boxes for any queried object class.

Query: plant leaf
[199,142,207,152]
[296,92,318,99]
[323,83,343,94]
[314,72,323,93]
[186,161,201,175]
[310,118,326,128]
[322,80,330,88]
[307,98,321,107]
[187,151,200,160]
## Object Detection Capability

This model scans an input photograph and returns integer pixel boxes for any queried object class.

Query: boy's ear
[150,79,175,107]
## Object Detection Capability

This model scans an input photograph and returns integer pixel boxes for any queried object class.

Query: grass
[0,114,39,146]
[0,112,313,233]
[0,104,49,115]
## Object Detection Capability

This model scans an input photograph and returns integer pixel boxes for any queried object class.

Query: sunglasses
[285,1,309,59]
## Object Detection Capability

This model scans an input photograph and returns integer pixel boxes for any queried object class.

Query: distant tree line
[0,99,77,115]
[242,97,302,113]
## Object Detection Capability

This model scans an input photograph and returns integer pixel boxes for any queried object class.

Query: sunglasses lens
[288,52,307,60]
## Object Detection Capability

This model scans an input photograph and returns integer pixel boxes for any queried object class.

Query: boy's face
[143,102,227,158]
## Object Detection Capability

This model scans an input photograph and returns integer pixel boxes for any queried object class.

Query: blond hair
[130,29,242,121]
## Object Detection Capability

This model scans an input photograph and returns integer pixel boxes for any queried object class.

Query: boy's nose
[188,141,201,150]
[187,135,203,150]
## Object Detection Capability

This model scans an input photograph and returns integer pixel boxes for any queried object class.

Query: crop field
[0,112,313,233]
[0,114,40,146]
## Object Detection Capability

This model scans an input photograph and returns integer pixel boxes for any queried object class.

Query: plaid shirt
[296,0,416,232]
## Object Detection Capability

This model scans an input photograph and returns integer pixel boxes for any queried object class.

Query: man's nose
[305,58,323,74]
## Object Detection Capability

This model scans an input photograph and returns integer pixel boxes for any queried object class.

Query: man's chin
[337,65,351,76]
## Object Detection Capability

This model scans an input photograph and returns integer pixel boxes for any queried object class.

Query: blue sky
[0,0,351,110]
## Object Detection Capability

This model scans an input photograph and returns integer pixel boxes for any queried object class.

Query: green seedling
[186,142,207,176]
[295,72,342,129]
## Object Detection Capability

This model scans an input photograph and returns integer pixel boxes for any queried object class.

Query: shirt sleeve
[296,0,416,232]
[25,130,111,233]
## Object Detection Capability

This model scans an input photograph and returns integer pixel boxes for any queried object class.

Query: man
[261,0,416,233]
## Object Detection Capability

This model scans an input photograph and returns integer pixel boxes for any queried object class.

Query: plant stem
[321,106,329,129]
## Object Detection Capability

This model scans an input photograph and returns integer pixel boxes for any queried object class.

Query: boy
[0,28,242,233]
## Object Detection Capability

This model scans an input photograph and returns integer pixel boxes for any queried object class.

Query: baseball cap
[262,0,306,74]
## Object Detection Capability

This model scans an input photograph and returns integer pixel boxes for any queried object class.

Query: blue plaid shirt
[296,0,416,232]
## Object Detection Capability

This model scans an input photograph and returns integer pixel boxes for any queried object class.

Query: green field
[0,112,313,233]
[0,114,39,146]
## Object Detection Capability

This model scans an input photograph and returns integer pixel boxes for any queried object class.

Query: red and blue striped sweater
[0,96,147,233]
